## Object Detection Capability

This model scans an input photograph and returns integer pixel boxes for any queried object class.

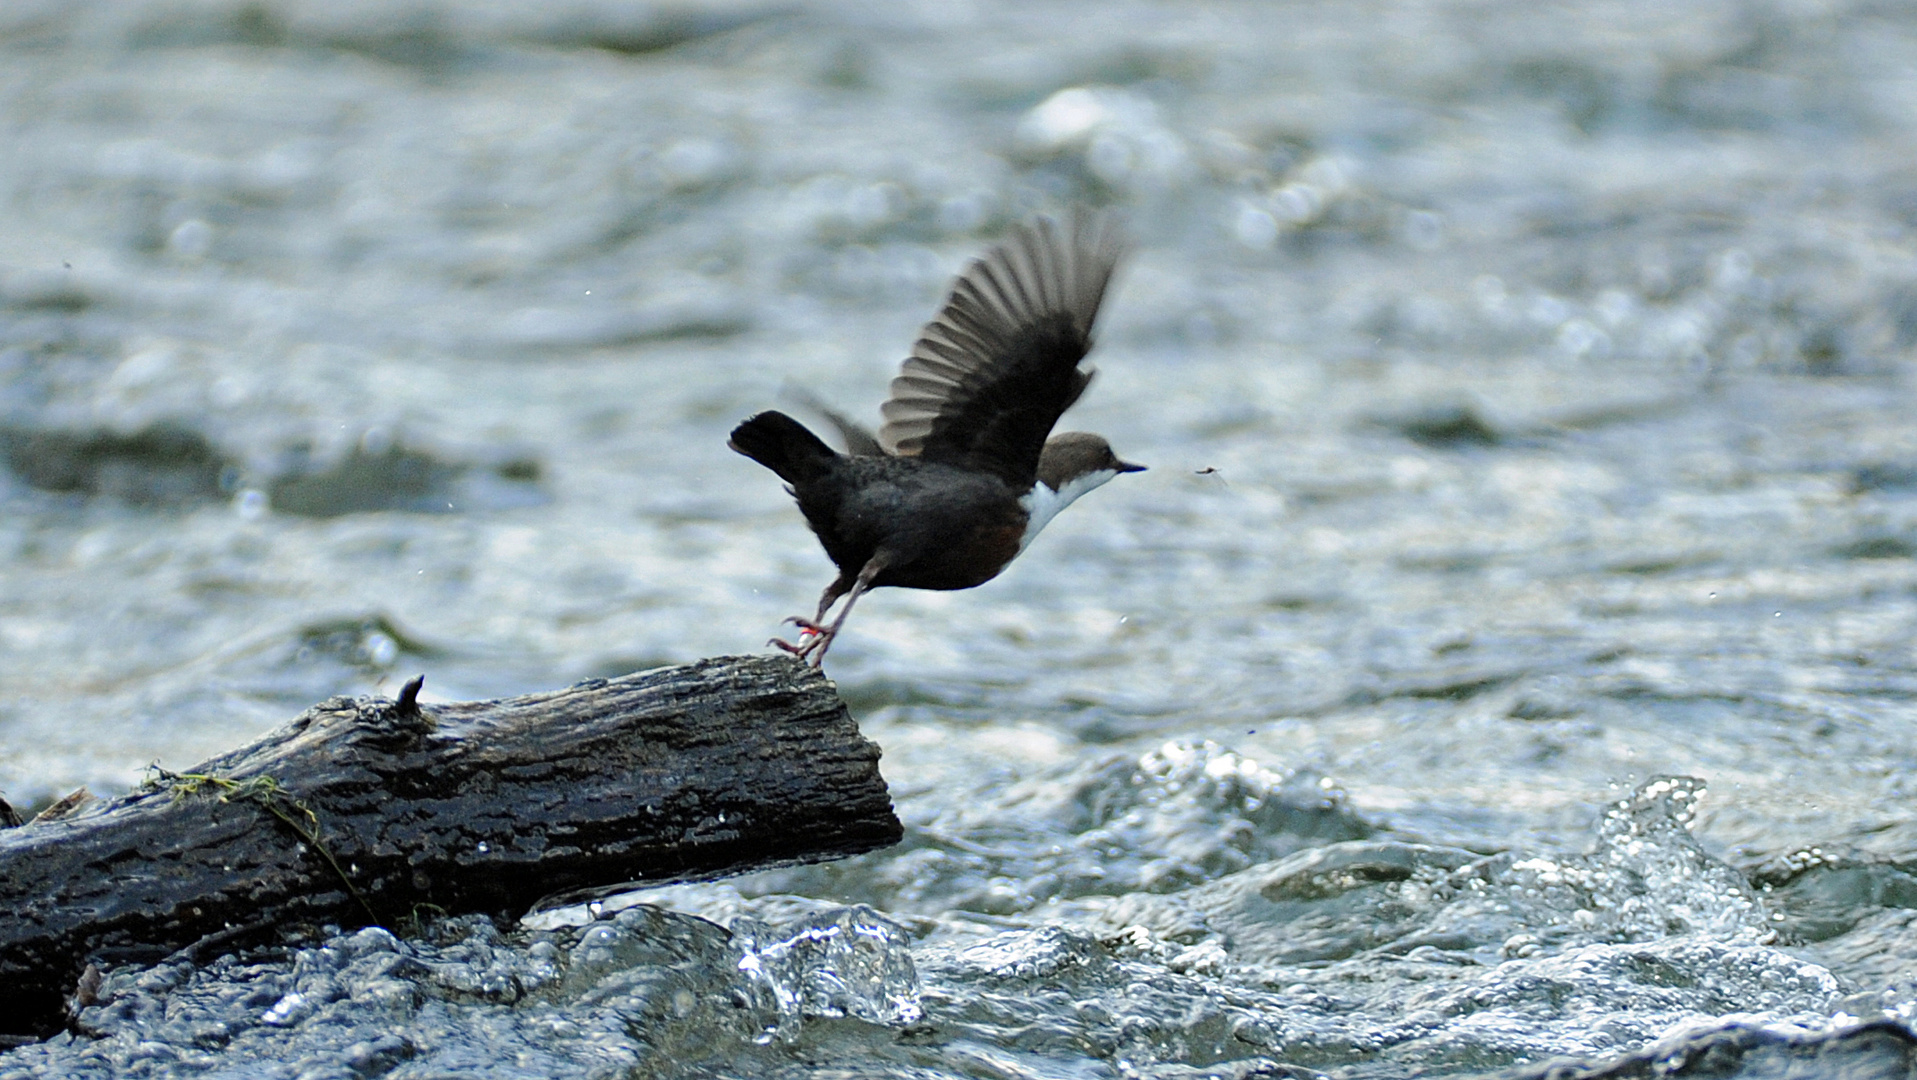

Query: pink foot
[769,619,833,665]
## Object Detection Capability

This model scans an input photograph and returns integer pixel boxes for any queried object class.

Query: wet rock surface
[265,437,545,518]
[0,423,229,506]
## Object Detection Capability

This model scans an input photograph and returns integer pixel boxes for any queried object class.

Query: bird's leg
[770,556,887,666]
[802,555,887,667]
[770,576,851,657]
[800,579,850,632]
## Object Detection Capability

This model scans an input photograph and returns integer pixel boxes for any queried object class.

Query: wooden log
[0,655,900,1039]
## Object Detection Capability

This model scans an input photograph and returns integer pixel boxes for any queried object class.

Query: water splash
[1488,775,1775,955]
[732,905,922,1042]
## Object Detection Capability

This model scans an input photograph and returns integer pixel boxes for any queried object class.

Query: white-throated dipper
[729,211,1143,665]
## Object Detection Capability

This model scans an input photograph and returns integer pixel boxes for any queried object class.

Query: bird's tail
[728,411,838,485]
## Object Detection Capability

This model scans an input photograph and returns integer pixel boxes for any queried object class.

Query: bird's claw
[770,621,832,666]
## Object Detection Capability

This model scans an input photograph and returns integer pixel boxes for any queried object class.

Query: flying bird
[728,211,1143,665]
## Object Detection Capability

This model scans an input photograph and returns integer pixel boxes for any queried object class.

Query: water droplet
[364,633,398,668]
[168,218,212,258]
[1232,203,1278,249]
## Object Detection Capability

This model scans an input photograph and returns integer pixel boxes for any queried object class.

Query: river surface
[6,0,1917,1076]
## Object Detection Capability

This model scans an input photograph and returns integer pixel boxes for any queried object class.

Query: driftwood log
[0,654,900,1038]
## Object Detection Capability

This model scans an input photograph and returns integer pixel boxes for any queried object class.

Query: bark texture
[0,655,899,1037]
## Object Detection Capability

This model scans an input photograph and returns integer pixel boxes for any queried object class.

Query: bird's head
[1036,432,1146,495]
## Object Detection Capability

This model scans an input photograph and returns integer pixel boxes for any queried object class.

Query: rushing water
[7,0,1917,1076]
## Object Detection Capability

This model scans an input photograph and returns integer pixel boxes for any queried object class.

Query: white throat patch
[1017,469,1118,552]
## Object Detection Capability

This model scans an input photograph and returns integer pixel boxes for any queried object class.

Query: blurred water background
[7,0,1917,1076]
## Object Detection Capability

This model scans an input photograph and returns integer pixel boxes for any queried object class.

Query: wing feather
[877,211,1127,486]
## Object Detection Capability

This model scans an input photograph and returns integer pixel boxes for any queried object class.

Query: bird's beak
[1116,459,1147,473]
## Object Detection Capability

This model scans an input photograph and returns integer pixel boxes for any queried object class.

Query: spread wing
[877,211,1127,486]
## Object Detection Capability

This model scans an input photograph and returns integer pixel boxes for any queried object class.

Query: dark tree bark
[0,655,899,1038]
